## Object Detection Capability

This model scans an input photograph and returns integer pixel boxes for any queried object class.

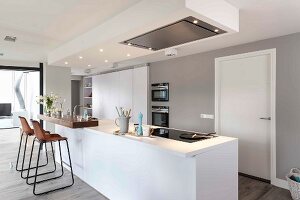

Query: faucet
[73,105,85,117]
[73,105,89,117]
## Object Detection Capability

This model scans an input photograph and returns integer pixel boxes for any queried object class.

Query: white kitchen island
[55,120,238,200]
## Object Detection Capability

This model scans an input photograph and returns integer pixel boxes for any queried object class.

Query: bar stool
[27,120,74,195]
[16,117,55,179]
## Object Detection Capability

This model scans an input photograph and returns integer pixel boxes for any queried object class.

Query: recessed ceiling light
[88,64,91,67]
[99,49,104,52]
[64,61,68,65]
[127,53,131,57]
[214,29,219,32]
[148,47,152,50]
[193,20,198,24]
[79,56,83,59]
[105,60,108,63]
[127,43,132,46]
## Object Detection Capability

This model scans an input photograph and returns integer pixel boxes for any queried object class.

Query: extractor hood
[121,16,226,51]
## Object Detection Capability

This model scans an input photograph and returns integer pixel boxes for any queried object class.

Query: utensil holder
[115,117,131,133]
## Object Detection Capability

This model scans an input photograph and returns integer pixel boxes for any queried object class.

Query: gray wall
[44,65,71,132]
[150,32,300,180]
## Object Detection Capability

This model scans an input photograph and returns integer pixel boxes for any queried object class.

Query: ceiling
[0,0,300,74]
[0,0,140,62]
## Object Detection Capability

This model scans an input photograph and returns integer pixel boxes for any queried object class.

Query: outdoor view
[0,70,40,129]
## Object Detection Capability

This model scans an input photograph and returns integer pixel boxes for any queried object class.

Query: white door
[216,51,273,180]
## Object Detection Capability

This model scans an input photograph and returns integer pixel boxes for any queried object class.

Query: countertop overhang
[38,114,98,128]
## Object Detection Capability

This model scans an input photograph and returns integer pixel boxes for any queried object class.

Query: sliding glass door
[0,69,40,129]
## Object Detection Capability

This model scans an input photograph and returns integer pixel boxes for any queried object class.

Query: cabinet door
[92,75,102,118]
[102,72,119,120]
[133,67,148,123]
[119,69,133,113]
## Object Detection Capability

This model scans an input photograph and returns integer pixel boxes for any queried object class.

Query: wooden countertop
[38,114,98,128]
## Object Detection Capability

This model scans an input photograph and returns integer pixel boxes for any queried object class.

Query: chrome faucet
[73,105,87,117]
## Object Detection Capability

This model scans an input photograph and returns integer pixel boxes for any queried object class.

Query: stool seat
[42,134,67,142]
[23,130,34,136]
[21,129,50,136]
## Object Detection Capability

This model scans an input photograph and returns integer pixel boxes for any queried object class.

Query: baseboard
[239,172,270,183]
[272,178,289,190]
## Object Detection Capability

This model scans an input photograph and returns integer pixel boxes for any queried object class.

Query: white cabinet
[92,75,101,118]
[93,72,119,119]
[102,72,119,120]
[92,66,148,121]
[133,67,148,123]
[119,69,133,110]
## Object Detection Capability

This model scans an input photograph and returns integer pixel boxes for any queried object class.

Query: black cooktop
[152,128,217,143]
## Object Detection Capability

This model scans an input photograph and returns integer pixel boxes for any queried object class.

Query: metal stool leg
[26,139,36,185]
[15,130,23,171]
[22,141,54,179]
[58,141,64,174]
[65,140,75,185]
[25,141,60,184]
[28,141,64,185]
[32,139,74,195]
[17,134,49,177]
[33,142,42,195]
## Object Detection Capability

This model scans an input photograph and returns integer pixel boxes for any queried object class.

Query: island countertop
[82,119,237,158]
[38,114,98,128]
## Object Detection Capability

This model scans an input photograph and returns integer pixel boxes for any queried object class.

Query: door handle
[259,117,271,120]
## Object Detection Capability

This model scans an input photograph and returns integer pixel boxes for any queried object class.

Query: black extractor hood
[121,16,226,51]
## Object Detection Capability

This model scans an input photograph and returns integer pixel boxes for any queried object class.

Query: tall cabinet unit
[132,67,148,124]
[83,76,93,116]
[92,66,148,123]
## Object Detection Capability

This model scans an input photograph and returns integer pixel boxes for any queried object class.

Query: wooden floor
[0,128,292,200]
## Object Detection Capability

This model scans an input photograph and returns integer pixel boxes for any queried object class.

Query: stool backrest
[31,120,47,141]
[19,116,33,135]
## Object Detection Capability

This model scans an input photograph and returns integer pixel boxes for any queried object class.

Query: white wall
[44,64,71,131]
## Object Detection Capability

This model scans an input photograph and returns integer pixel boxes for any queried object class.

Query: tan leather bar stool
[17,117,56,179]
[27,120,74,195]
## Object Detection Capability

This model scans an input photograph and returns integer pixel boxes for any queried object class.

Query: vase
[46,110,51,117]
[45,106,53,117]
[57,111,62,118]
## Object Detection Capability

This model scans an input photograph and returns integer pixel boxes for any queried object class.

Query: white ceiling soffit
[0,0,141,63]
[48,0,239,71]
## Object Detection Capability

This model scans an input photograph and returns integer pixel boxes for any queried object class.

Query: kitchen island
[47,118,237,200]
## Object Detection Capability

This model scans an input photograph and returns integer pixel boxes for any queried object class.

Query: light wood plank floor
[0,128,292,200]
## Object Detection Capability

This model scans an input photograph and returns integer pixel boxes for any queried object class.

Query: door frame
[214,49,281,187]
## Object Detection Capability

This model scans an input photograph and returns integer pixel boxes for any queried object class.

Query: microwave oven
[151,83,169,102]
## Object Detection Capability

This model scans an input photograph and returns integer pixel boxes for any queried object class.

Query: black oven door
[152,90,169,101]
[152,112,169,127]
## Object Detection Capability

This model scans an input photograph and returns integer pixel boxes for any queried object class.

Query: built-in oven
[151,83,169,102]
[152,106,169,127]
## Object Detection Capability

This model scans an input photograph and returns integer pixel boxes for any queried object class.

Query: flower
[36,93,60,113]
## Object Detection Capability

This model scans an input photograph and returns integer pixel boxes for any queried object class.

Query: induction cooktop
[152,128,217,143]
